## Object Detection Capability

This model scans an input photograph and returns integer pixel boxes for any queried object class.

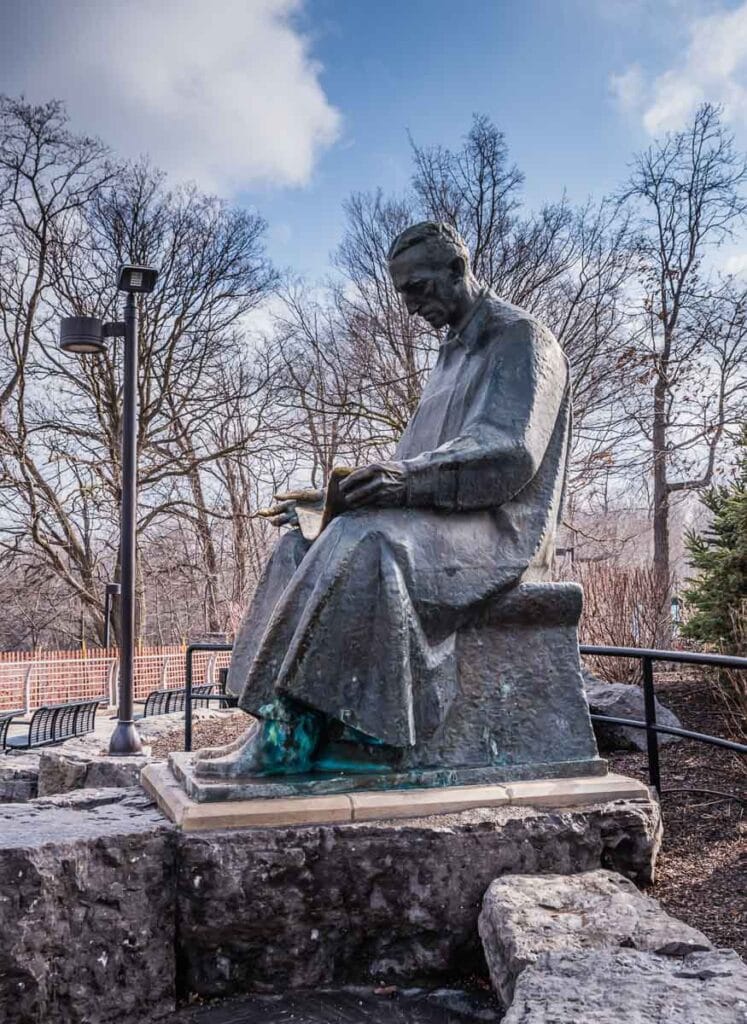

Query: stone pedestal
[144,762,647,831]
[173,792,661,998]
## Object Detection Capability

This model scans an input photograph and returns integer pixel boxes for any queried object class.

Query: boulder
[478,869,711,1005]
[502,948,747,1024]
[582,670,682,751]
[37,745,151,796]
[0,753,39,802]
[0,786,176,1024]
[35,708,241,797]
[176,797,661,998]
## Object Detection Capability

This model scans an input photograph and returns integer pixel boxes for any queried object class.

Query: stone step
[479,869,712,1006]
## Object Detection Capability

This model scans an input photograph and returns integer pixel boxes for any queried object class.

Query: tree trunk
[652,375,671,645]
[187,464,222,635]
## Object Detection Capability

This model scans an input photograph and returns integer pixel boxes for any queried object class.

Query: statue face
[389,244,464,330]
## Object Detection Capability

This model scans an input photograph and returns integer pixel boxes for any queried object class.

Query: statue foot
[194,721,257,761]
[193,728,265,779]
[193,697,324,779]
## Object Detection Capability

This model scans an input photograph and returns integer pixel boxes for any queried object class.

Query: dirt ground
[607,671,746,957]
[152,674,746,958]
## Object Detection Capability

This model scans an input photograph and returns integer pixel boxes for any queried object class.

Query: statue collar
[445,288,490,350]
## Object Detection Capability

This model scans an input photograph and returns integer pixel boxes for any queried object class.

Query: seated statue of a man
[196,221,577,781]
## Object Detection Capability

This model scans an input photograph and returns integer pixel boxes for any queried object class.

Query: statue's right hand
[256,489,324,529]
[264,499,300,529]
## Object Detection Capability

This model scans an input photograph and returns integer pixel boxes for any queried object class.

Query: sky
[3,0,747,277]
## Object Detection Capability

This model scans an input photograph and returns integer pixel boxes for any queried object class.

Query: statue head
[387,221,478,330]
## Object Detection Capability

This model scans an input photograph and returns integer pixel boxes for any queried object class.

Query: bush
[558,561,674,682]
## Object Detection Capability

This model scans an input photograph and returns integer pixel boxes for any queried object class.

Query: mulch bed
[150,676,746,957]
[148,713,249,760]
[607,670,746,957]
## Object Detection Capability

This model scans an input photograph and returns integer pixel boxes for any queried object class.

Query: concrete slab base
[142,761,649,831]
[168,749,608,803]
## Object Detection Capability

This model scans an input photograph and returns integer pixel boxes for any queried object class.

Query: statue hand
[338,462,407,509]
[259,489,325,529]
[263,498,300,528]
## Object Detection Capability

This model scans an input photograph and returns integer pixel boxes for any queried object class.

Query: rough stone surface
[582,670,682,751]
[478,869,711,1005]
[0,754,39,802]
[175,797,661,998]
[0,786,176,1024]
[37,744,151,796]
[33,708,234,798]
[502,948,747,1023]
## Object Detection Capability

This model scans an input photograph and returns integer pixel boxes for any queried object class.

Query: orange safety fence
[0,646,232,713]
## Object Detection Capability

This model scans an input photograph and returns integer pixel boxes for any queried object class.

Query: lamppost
[60,265,159,755]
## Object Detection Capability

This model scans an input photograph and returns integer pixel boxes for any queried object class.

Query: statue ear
[449,255,465,280]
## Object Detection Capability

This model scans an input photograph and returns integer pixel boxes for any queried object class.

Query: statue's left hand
[339,461,407,509]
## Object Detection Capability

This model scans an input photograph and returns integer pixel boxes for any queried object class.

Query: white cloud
[609,65,645,112]
[0,0,341,194]
[610,1,747,135]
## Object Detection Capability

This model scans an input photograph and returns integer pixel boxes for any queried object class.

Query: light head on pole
[59,316,107,355]
[117,265,159,294]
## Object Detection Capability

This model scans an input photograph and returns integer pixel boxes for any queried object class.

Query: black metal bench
[2,697,104,751]
[136,684,215,719]
[0,710,24,751]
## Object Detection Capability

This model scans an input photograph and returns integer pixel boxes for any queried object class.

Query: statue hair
[388,221,471,269]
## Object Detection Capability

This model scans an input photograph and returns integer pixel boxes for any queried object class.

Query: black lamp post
[60,265,159,755]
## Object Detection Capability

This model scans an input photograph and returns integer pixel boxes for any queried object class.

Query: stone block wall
[0,787,662,1021]
[0,790,175,1024]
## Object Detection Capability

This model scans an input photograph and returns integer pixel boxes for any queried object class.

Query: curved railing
[580,644,747,793]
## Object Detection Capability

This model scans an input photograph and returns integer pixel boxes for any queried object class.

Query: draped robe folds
[227,292,572,748]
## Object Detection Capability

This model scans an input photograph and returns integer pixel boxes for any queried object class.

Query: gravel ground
[151,677,746,956]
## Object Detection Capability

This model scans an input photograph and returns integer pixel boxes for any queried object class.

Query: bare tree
[0,98,112,414]
[622,103,747,602]
[0,104,279,644]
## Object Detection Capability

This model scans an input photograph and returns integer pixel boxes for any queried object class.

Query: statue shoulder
[482,294,561,351]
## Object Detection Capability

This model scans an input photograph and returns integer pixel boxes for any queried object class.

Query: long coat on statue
[227,290,571,748]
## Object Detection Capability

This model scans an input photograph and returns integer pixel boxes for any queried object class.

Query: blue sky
[251,0,747,276]
[4,0,747,278]
[255,0,656,275]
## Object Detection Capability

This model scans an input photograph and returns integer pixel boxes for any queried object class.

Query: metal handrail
[580,644,747,670]
[184,643,234,751]
[182,641,747,790]
[580,643,747,793]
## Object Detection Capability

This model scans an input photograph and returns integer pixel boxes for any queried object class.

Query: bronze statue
[192,222,601,791]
